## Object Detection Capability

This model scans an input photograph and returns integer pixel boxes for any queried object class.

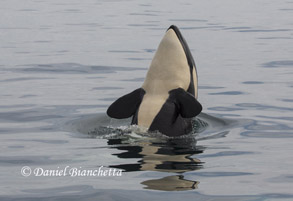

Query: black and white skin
[107,25,202,136]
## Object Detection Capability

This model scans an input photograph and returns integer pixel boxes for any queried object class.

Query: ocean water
[0,0,293,200]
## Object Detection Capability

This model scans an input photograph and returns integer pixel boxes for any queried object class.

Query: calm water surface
[0,0,293,200]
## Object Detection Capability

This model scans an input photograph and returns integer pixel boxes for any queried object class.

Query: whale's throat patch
[137,93,168,128]
[142,29,191,93]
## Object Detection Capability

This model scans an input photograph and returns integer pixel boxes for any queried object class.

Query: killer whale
[107,25,202,136]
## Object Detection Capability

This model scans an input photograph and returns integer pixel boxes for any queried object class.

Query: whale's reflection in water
[69,113,235,191]
[142,175,199,191]
[108,137,205,191]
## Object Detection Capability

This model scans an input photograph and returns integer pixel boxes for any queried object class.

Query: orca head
[142,25,198,98]
[167,25,198,98]
[167,25,196,72]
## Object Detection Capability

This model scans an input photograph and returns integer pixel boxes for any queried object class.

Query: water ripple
[209,91,244,95]
[262,60,293,68]
[242,81,264,85]
[12,63,146,74]
[241,131,293,138]
[190,171,254,177]
[236,103,293,112]
[199,151,255,158]
[238,29,292,33]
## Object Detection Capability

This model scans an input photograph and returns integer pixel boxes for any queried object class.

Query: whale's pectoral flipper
[170,88,202,118]
[107,88,145,119]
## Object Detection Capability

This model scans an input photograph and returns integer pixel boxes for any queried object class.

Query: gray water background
[0,0,293,200]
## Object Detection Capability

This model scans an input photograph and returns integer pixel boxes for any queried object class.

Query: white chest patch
[138,93,168,127]
[138,29,191,128]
